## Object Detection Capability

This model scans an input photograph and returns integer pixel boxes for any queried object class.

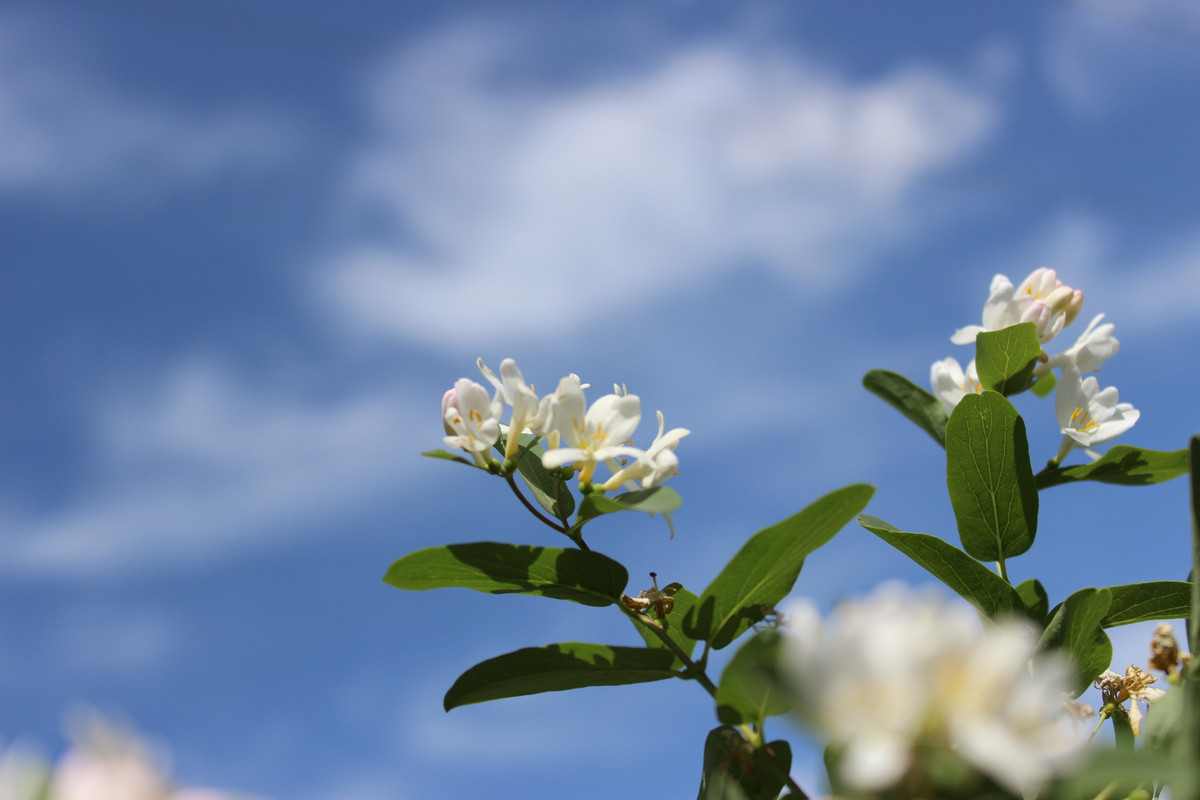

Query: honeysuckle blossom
[541,387,642,485]
[1052,366,1139,463]
[477,358,552,458]
[442,378,503,468]
[600,411,690,492]
[930,357,983,414]
[952,268,1084,346]
[1043,313,1120,374]
[781,584,1082,796]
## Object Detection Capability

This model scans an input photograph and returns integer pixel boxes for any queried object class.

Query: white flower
[930,357,983,414]
[1045,313,1119,373]
[45,715,256,800]
[442,378,503,468]
[1052,366,1139,463]
[477,358,553,458]
[781,584,1082,796]
[952,269,1084,346]
[600,410,690,491]
[541,387,642,485]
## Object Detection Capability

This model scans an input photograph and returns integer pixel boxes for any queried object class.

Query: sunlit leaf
[858,515,1023,620]
[1039,587,1112,697]
[444,642,677,710]
[975,323,1040,396]
[383,542,627,606]
[1036,445,1189,489]
[698,726,791,800]
[685,484,874,649]
[421,449,475,467]
[946,391,1038,560]
[862,369,947,447]
[574,486,682,528]
[1101,581,1192,627]
[715,629,791,727]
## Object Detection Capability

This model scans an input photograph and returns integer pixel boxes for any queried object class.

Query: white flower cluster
[0,714,255,800]
[932,267,1137,463]
[781,585,1084,797]
[442,358,688,490]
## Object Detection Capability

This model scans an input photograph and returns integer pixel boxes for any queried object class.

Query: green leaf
[574,486,683,528]
[502,434,575,520]
[383,542,627,606]
[1014,578,1049,625]
[421,449,475,467]
[1038,587,1113,697]
[443,642,677,710]
[858,515,1023,620]
[685,484,875,649]
[975,323,1041,396]
[698,726,792,800]
[1036,445,1190,489]
[1030,371,1057,398]
[862,369,948,447]
[946,391,1039,561]
[1100,581,1192,627]
[628,582,700,664]
[716,629,791,727]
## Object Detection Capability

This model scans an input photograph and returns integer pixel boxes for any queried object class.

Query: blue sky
[3,1,1199,797]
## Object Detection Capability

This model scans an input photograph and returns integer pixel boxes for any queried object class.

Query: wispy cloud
[0,10,300,202]
[316,26,998,349]
[1,359,423,578]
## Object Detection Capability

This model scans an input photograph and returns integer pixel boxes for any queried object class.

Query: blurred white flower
[442,378,503,467]
[0,714,259,800]
[1052,366,1139,464]
[781,584,1082,796]
[0,742,50,800]
[477,357,552,458]
[1044,313,1120,374]
[541,386,642,485]
[952,268,1083,346]
[930,356,983,414]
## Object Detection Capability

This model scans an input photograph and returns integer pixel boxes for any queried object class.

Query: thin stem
[504,473,566,533]
[995,558,1009,584]
[625,610,808,800]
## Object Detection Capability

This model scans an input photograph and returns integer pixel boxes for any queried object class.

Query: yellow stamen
[1069,407,1100,432]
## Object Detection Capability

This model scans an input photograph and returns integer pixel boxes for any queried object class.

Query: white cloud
[0,359,424,577]
[0,11,299,201]
[1044,2,1199,117]
[317,27,998,349]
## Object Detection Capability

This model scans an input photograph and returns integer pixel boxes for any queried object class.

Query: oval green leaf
[1036,445,1190,489]
[1101,581,1193,627]
[1038,587,1113,697]
[501,434,575,519]
[715,629,791,727]
[684,484,875,649]
[975,322,1041,396]
[383,542,628,606]
[862,369,947,447]
[1015,578,1049,625]
[946,391,1039,561]
[699,726,792,800]
[858,514,1023,620]
[443,642,677,710]
[574,485,683,528]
